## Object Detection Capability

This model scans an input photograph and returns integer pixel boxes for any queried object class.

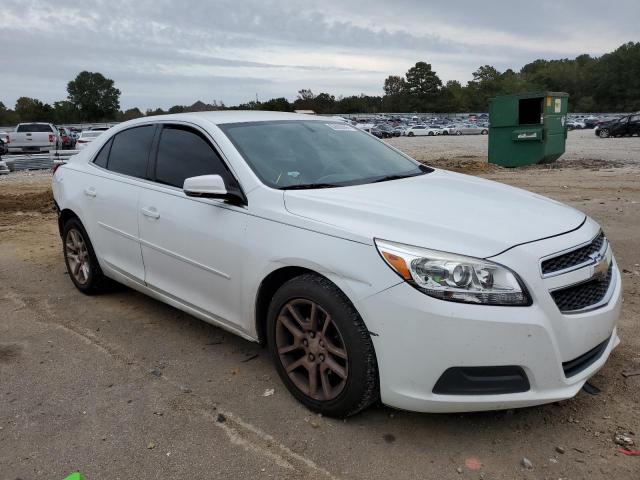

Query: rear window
[17,124,53,133]
[106,125,155,178]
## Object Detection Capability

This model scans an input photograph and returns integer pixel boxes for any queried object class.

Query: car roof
[125,110,324,126]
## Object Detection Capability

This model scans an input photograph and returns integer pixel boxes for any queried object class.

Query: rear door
[138,123,248,328]
[83,124,156,283]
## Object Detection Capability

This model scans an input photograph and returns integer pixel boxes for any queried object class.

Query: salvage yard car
[405,125,441,136]
[595,114,640,138]
[7,122,60,153]
[52,111,621,417]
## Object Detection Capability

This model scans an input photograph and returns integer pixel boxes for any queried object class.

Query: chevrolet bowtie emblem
[590,248,611,281]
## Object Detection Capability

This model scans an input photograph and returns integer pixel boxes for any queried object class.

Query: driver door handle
[84,187,97,197]
[141,207,160,219]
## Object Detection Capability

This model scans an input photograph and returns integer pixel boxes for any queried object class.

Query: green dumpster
[488,91,568,167]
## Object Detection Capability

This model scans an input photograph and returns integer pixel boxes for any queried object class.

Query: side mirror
[183,174,247,206]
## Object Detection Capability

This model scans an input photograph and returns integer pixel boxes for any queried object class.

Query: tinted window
[155,126,231,188]
[107,125,155,178]
[17,124,53,133]
[93,138,112,168]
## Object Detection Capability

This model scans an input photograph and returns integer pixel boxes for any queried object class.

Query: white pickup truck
[7,123,60,153]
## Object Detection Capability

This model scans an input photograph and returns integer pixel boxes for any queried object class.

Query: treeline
[1,42,638,125]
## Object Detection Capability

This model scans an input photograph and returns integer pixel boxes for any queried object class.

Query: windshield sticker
[326,123,356,131]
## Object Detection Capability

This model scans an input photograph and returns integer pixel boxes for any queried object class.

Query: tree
[67,71,121,121]
[14,97,52,122]
[52,101,79,124]
[0,101,20,126]
[120,107,144,121]
[383,75,407,96]
[405,62,442,97]
[292,89,316,111]
[257,97,292,112]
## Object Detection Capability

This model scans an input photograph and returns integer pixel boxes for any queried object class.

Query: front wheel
[455,130,462,135]
[481,129,488,135]
[428,131,434,136]
[266,274,379,417]
[407,131,414,137]
[598,129,610,138]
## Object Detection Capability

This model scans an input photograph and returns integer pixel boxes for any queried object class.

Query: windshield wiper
[371,172,422,183]
[280,183,338,190]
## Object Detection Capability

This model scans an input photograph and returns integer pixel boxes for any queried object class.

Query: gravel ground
[1,141,639,479]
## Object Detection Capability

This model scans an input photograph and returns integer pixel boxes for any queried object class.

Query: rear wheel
[598,128,610,138]
[63,218,108,294]
[428,131,434,136]
[456,130,462,135]
[266,274,379,417]
[481,129,488,135]
[407,131,414,137]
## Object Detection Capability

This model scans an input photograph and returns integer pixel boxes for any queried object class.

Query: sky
[1,0,638,110]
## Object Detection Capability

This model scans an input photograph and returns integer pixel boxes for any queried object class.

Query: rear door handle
[141,207,160,219]
[84,187,96,197]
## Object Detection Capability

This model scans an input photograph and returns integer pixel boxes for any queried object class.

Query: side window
[93,138,112,168]
[630,115,640,123]
[107,125,155,178]
[155,126,234,189]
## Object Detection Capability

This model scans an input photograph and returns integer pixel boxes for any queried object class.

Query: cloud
[1,0,637,110]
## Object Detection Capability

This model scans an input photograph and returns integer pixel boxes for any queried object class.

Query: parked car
[75,130,104,150]
[439,125,460,135]
[7,122,60,153]
[583,117,601,129]
[52,112,621,417]
[455,123,488,135]
[58,127,76,149]
[405,125,441,136]
[567,120,586,130]
[595,114,640,138]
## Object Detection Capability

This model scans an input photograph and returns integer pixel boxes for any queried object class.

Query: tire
[62,217,109,294]
[481,129,488,135]
[428,131,434,136]
[266,274,379,417]
[407,131,414,137]
[442,130,449,135]
[455,130,462,135]
[598,129,610,138]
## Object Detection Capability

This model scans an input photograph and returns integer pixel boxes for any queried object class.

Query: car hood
[283,170,585,258]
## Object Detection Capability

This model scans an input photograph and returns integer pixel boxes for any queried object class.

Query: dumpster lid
[490,91,568,102]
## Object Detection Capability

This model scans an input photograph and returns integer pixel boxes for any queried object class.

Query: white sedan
[405,125,441,136]
[52,111,621,416]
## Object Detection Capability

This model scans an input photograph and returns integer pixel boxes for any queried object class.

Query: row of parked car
[358,122,488,138]
[0,123,110,156]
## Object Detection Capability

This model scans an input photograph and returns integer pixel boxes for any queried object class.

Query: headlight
[375,239,530,306]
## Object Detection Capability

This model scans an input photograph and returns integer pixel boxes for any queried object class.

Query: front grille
[541,232,605,275]
[551,264,613,313]
[562,336,610,377]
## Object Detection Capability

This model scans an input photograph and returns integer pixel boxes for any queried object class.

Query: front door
[138,124,248,329]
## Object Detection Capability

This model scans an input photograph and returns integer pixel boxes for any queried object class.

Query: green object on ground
[63,473,86,480]
[488,91,569,167]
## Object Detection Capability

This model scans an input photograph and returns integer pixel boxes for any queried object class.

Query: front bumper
[357,220,622,413]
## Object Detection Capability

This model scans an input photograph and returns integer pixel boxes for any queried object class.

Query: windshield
[220,121,428,189]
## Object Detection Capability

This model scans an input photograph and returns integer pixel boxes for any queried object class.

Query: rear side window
[155,126,232,188]
[93,138,112,168]
[107,125,155,178]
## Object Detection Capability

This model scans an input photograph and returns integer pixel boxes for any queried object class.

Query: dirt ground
[1,136,639,479]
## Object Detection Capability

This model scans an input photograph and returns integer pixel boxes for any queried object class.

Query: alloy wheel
[275,299,349,401]
[65,228,90,285]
